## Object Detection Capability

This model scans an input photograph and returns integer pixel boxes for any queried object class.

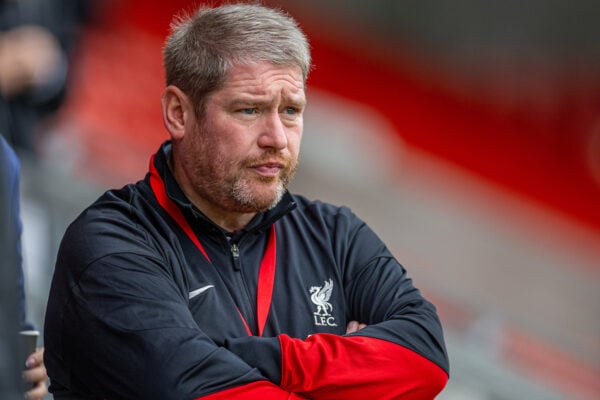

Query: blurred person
[44,3,449,399]
[0,0,95,153]
[0,135,47,400]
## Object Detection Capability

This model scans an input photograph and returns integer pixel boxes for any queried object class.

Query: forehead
[219,61,306,99]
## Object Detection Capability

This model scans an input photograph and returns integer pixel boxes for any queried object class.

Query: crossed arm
[46,214,448,399]
[45,254,447,399]
[219,248,448,399]
[47,261,447,399]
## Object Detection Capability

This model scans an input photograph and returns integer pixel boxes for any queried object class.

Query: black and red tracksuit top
[44,141,449,399]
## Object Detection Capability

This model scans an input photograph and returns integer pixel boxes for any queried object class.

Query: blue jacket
[45,141,449,399]
[0,135,29,329]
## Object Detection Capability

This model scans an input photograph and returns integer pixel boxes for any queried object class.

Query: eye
[240,108,258,115]
[283,107,302,116]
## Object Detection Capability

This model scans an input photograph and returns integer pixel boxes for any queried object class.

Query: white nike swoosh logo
[188,285,215,299]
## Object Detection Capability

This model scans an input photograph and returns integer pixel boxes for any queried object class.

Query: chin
[252,188,285,211]
[232,182,285,212]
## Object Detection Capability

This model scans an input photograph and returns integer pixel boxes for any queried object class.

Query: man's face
[179,61,306,214]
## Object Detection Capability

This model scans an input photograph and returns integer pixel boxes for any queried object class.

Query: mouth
[251,161,285,177]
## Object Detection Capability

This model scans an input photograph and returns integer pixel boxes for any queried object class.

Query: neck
[198,205,256,233]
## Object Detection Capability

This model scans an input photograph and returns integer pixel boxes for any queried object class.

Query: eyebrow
[286,93,307,107]
[228,93,306,109]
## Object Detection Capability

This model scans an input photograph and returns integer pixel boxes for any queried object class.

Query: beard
[185,133,298,214]
[227,154,297,212]
[181,115,300,215]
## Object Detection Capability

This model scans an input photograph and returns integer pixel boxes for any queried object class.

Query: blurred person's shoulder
[0,135,19,177]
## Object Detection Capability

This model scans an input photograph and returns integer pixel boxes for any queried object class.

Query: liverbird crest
[309,279,334,316]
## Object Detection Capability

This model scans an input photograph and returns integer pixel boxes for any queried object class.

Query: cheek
[289,128,303,156]
[210,138,248,170]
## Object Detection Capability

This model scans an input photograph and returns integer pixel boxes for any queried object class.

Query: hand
[23,347,47,400]
[0,25,62,97]
[345,320,367,334]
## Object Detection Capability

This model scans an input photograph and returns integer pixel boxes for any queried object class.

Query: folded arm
[227,255,448,400]
[45,252,302,400]
[226,221,449,399]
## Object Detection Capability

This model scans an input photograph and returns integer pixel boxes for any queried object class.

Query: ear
[161,85,194,140]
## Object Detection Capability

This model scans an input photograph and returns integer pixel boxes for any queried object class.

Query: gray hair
[163,3,311,116]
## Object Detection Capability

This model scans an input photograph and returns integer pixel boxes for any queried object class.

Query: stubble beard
[189,119,298,214]
[191,145,298,214]
[230,157,297,212]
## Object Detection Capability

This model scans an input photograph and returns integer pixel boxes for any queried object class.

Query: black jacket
[44,141,449,399]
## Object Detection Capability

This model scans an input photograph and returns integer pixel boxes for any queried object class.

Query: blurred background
[2,0,599,398]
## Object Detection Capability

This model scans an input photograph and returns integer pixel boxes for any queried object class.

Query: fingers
[346,320,358,334]
[25,347,44,369]
[24,380,47,400]
[23,347,48,400]
[22,363,47,384]
[345,320,367,334]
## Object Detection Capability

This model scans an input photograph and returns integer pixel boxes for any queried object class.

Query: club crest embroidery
[309,279,338,327]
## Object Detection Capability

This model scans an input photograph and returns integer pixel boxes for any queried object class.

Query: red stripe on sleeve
[278,334,448,399]
[194,380,306,399]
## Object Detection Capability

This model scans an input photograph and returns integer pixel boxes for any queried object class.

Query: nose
[258,112,288,150]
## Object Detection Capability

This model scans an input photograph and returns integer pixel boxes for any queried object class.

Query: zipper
[230,240,256,333]
[231,243,241,271]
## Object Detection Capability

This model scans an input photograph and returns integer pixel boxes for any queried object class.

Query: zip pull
[231,243,241,270]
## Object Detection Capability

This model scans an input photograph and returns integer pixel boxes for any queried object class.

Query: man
[44,3,449,399]
[0,136,48,400]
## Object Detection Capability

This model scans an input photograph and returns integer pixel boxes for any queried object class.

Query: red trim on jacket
[279,334,448,399]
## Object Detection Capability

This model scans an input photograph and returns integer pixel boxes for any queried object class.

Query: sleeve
[277,254,449,399]
[0,136,30,329]
[226,218,449,399]
[46,249,303,400]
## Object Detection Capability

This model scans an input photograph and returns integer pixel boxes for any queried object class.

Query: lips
[252,161,285,176]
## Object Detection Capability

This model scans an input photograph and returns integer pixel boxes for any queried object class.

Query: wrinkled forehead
[221,61,306,98]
